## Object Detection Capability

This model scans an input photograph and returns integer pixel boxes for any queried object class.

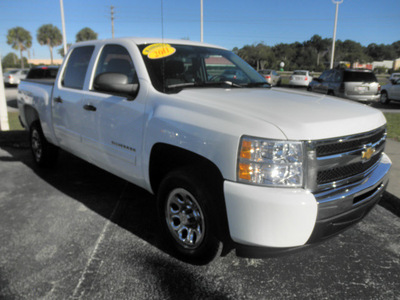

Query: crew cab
[17,38,391,263]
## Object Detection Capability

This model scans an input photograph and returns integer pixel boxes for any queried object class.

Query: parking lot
[0,87,399,299]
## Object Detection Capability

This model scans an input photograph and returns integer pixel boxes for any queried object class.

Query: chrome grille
[305,126,387,192]
[317,151,382,184]
[316,127,386,157]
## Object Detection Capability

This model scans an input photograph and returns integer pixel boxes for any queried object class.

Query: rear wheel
[380,91,390,105]
[29,121,58,167]
[157,167,222,264]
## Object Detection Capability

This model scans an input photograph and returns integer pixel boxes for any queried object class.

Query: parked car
[3,69,29,86]
[258,69,281,86]
[388,73,400,83]
[26,66,59,80]
[309,69,380,103]
[380,78,400,104]
[289,70,312,87]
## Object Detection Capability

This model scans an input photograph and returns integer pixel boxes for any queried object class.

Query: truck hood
[175,87,386,140]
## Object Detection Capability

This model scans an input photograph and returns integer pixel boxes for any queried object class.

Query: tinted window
[293,71,307,76]
[94,44,138,86]
[343,71,377,83]
[62,46,94,89]
[27,67,59,79]
[319,70,331,80]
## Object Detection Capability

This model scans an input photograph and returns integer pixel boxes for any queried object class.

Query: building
[28,59,63,66]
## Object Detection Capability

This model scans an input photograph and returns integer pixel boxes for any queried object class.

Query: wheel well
[149,143,233,252]
[23,105,40,129]
[149,143,224,194]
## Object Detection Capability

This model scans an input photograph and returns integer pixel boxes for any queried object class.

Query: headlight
[237,136,304,187]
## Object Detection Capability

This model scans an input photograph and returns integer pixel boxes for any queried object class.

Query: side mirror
[93,72,139,99]
[390,79,397,84]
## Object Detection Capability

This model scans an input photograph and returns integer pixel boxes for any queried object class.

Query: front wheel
[29,121,59,167]
[157,167,222,264]
[380,91,390,105]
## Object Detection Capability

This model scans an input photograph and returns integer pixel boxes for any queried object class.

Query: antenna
[161,0,165,92]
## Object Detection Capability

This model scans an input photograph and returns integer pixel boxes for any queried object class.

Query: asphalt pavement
[0,87,399,299]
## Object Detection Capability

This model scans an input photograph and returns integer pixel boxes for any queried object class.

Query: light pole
[330,0,343,69]
[60,0,68,56]
[0,53,10,131]
[200,0,203,42]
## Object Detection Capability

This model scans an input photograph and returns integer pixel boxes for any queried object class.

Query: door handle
[54,96,63,103]
[83,104,97,112]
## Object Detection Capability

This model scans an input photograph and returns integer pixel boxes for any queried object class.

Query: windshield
[138,43,267,93]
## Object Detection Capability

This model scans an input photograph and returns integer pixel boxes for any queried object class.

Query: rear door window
[62,46,95,89]
[343,71,377,83]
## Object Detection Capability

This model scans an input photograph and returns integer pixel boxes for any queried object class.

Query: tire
[327,90,334,96]
[157,167,222,264]
[29,121,59,167]
[380,91,390,105]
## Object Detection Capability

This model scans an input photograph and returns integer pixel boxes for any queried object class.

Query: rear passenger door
[52,46,95,155]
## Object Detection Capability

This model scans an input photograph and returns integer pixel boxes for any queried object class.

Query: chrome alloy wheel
[165,188,205,249]
[31,129,42,162]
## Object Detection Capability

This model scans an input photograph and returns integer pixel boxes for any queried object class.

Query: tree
[57,43,72,57]
[306,35,331,67]
[337,40,371,65]
[37,24,62,65]
[2,52,19,69]
[76,27,98,42]
[6,26,32,69]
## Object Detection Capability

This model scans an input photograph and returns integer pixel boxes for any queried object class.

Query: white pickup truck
[18,38,391,263]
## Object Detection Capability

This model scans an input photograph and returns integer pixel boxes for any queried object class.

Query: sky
[0,0,399,61]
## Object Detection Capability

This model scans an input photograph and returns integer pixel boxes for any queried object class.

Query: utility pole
[330,0,343,69]
[0,54,10,131]
[111,5,115,38]
[60,0,68,56]
[200,0,203,42]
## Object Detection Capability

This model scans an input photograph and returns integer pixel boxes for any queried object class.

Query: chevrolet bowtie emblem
[362,147,375,161]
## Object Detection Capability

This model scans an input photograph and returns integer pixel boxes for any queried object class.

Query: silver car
[309,69,380,103]
[380,78,400,104]
[289,70,312,87]
[3,69,29,86]
[258,69,281,86]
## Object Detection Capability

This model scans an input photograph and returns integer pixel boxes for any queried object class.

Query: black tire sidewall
[380,92,389,105]
[29,121,58,167]
[157,168,221,264]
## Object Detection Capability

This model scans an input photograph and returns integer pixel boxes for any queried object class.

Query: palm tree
[76,27,98,42]
[6,27,32,69]
[37,24,62,65]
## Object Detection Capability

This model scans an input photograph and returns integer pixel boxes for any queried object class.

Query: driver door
[80,44,146,183]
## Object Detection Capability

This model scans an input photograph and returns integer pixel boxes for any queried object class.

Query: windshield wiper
[167,81,243,90]
[242,82,271,88]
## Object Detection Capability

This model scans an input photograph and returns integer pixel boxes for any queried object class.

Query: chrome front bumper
[307,153,391,243]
